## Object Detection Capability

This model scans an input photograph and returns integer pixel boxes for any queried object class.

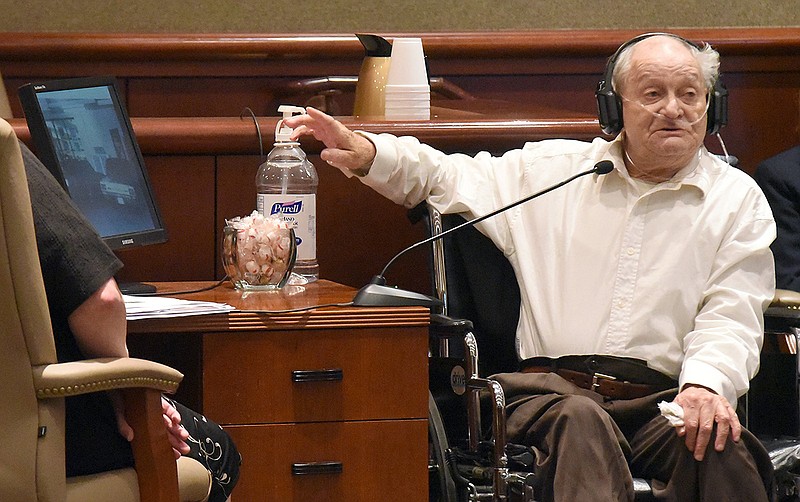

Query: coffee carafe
[353,34,392,118]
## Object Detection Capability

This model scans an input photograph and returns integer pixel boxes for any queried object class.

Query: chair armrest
[32,357,182,399]
[33,358,191,501]
[772,289,800,308]
[430,313,474,334]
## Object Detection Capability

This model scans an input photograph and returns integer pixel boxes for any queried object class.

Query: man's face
[619,37,708,168]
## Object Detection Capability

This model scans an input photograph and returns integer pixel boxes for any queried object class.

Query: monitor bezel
[18,76,168,251]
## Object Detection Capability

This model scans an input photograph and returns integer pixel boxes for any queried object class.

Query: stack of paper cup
[384,37,430,120]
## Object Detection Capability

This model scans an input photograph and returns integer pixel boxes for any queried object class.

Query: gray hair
[611,35,720,94]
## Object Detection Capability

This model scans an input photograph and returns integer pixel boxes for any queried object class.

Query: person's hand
[109,392,190,459]
[283,107,377,175]
[109,390,134,442]
[673,384,741,461]
[161,397,191,459]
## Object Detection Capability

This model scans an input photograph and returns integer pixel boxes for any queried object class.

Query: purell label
[269,200,303,215]
[257,194,316,261]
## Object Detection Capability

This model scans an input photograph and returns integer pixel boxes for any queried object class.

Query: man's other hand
[674,384,741,461]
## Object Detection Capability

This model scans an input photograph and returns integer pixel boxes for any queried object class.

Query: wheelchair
[411,202,800,502]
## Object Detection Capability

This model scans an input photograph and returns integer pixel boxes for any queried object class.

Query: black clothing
[22,141,133,475]
[754,146,800,291]
[22,142,239,500]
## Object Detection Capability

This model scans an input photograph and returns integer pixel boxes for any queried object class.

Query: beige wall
[0,0,798,32]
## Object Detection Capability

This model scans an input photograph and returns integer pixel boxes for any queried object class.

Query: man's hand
[283,106,377,175]
[673,384,741,461]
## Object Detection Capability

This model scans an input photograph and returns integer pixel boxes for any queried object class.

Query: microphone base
[352,283,443,307]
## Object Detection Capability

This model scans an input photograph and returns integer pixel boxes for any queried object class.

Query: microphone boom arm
[380,164,608,277]
[353,161,612,307]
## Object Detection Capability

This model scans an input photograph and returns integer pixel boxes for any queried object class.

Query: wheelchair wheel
[429,391,458,502]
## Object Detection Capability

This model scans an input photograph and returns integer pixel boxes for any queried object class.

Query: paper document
[124,295,236,320]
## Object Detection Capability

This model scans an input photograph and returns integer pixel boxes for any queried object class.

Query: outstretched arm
[284,107,376,175]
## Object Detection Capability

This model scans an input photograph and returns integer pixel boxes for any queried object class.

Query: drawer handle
[291,461,343,476]
[292,368,343,383]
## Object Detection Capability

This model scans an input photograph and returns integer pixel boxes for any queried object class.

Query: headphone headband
[595,32,728,136]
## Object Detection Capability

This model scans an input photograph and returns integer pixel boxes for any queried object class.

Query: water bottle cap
[275,105,306,142]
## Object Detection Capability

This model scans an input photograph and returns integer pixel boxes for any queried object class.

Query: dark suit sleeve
[754,146,800,291]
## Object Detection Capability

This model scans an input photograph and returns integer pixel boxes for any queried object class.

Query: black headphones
[595,32,728,136]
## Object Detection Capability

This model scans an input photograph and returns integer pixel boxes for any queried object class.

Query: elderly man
[286,33,775,501]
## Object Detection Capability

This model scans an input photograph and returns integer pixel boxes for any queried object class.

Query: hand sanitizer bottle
[256,105,319,282]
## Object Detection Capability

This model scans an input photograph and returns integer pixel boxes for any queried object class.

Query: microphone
[352,160,615,307]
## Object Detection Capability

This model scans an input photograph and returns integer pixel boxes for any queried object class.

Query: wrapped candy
[222,211,296,289]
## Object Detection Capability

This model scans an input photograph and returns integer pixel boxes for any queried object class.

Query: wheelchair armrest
[431,313,474,334]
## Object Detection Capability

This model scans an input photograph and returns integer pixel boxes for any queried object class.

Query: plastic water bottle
[256,105,319,282]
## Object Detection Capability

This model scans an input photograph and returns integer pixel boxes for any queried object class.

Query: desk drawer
[226,419,428,502]
[202,326,428,424]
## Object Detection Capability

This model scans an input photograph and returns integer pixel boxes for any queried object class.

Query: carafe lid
[356,34,392,57]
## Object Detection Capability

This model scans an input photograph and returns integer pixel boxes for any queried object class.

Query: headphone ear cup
[595,81,623,136]
[706,81,728,135]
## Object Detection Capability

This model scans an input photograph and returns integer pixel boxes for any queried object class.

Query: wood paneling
[114,155,216,282]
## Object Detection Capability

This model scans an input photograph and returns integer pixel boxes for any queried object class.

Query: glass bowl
[221,214,297,290]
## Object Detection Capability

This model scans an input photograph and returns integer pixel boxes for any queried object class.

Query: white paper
[123,295,236,320]
[658,401,685,427]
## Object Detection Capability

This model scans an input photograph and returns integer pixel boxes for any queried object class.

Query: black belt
[519,355,677,400]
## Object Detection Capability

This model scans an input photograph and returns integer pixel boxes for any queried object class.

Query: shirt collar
[607,134,713,197]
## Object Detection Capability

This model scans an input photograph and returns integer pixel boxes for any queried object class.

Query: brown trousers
[493,372,774,502]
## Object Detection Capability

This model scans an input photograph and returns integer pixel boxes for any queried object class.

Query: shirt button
[627,247,636,255]
[617,299,626,308]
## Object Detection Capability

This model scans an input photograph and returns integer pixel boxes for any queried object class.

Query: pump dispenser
[256,105,319,282]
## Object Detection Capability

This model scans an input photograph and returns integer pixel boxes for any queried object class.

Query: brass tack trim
[37,377,179,398]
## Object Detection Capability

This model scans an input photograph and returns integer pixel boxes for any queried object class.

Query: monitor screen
[18,76,167,251]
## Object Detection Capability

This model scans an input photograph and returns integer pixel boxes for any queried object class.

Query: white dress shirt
[357,132,776,406]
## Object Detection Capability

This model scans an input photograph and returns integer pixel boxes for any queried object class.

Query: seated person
[21,140,241,502]
[754,145,800,291]
[285,33,776,501]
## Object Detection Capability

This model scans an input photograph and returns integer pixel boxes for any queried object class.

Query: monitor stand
[118,281,157,295]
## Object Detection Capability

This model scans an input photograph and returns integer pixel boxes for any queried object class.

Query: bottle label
[257,194,316,262]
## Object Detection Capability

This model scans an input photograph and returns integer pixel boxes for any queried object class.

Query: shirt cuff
[354,131,399,188]
[679,358,738,407]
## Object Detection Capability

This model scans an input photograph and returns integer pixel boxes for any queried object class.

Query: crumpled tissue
[658,401,685,427]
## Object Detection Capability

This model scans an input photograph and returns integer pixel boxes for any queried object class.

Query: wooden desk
[127,280,431,501]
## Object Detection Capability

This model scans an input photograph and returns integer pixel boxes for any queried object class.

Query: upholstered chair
[0,117,212,501]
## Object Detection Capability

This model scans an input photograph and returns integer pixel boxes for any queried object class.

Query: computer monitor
[19,76,168,293]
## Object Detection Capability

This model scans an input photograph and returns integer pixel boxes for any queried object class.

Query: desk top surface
[127,280,431,333]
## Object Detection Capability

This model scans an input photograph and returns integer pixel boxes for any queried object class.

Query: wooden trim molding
[1,28,799,63]
[8,116,602,155]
